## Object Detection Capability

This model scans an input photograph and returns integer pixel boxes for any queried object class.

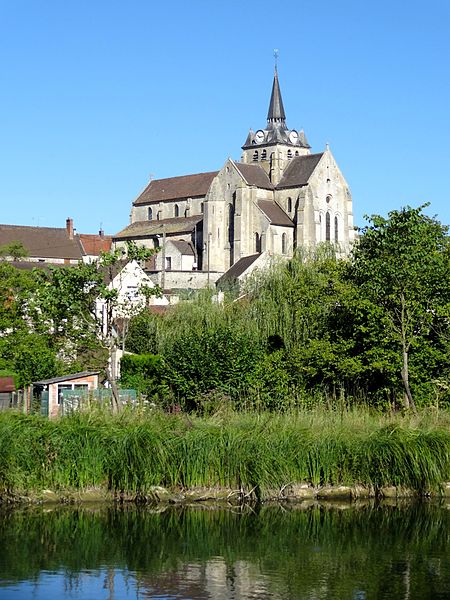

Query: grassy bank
[0,408,449,500]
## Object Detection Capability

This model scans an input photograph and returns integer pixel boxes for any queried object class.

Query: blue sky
[1,0,449,235]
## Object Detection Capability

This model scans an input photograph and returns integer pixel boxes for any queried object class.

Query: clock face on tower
[254,130,265,143]
[289,130,299,144]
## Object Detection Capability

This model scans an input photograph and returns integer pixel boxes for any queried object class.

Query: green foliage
[0,241,28,260]
[120,353,168,401]
[0,410,448,495]
[349,205,450,408]
[125,310,158,354]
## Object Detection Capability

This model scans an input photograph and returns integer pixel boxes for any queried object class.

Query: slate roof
[234,163,274,189]
[79,233,112,256]
[169,239,195,255]
[267,68,286,122]
[134,171,218,206]
[277,153,323,189]
[216,254,260,287]
[257,200,294,227]
[0,224,84,260]
[114,216,203,240]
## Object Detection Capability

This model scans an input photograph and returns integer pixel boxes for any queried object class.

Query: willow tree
[350,205,450,410]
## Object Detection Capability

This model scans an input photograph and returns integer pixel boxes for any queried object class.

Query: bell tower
[241,66,310,185]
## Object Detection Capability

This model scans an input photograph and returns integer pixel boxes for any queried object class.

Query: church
[113,69,355,290]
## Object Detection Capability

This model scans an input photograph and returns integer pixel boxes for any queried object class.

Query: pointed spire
[267,67,286,124]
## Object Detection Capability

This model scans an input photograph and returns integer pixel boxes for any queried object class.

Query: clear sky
[1,0,449,235]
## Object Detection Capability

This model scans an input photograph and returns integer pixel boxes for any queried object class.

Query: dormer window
[148,207,153,221]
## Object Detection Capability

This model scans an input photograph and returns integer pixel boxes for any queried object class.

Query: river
[0,500,448,599]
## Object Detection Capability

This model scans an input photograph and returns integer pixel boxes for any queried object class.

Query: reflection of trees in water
[0,503,448,599]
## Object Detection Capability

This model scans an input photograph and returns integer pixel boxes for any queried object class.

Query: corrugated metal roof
[33,371,100,385]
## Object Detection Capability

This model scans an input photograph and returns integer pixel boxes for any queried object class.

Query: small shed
[0,376,16,411]
[33,371,100,418]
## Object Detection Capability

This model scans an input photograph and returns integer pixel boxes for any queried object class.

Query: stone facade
[113,69,355,289]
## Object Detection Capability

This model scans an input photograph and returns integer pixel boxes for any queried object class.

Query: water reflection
[0,501,448,599]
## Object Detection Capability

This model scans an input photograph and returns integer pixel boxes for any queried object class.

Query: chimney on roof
[99,228,104,238]
[66,217,74,239]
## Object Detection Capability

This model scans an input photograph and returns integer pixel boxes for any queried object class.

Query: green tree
[36,242,160,411]
[0,241,28,260]
[349,205,450,410]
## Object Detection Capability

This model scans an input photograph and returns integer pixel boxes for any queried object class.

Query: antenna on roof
[273,49,279,71]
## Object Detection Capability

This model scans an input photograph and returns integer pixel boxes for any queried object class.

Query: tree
[0,241,28,260]
[37,242,160,412]
[350,205,450,410]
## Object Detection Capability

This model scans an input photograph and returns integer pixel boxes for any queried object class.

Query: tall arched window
[326,212,331,241]
[255,232,261,253]
[174,204,179,217]
[252,150,259,162]
[148,207,153,221]
[200,202,204,213]
[334,216,339,243]
[261,149,267,160]
[287,197,292,213]
[282,232,287,254]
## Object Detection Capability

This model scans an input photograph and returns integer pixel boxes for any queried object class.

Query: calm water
[0,501,448,600]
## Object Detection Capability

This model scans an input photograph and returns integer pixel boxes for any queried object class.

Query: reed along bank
[0,409,449,503]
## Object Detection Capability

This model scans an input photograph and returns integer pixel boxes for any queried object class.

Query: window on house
[282,233,287,254]
[252,150,258,162]
[165,257,172,271]
[334,216,339,243]
[174,204,179,218]
[57,384,72,405]
[148,207,153,221]
[200,202,204,213]
[326,212,331,241]
[287,149,292,159]
[287,197,292,213]
[261,149,267,160]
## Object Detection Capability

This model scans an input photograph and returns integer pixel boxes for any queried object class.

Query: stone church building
[113,69,355,289]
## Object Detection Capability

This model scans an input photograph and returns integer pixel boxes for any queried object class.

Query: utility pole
[160,227,166,291]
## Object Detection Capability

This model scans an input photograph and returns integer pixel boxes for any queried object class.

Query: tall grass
[0,408,448,497]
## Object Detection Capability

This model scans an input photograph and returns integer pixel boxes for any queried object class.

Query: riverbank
[1,409,449,504]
